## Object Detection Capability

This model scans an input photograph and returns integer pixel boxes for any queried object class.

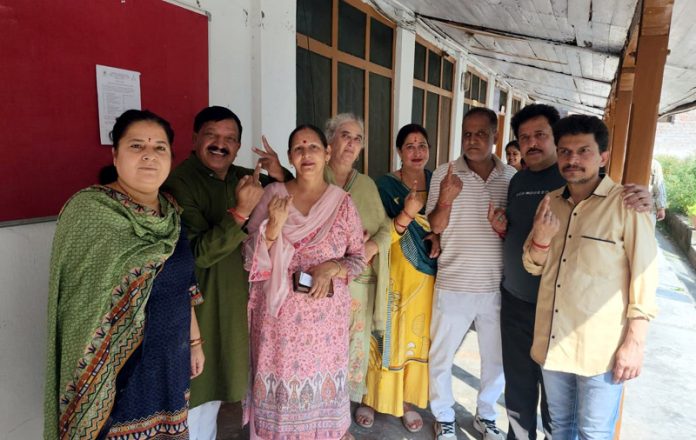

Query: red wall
[0,0,208,222]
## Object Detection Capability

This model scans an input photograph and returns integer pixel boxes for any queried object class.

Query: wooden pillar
[623,0,674,184]
[495,115,505,159]
[608,70,634,182]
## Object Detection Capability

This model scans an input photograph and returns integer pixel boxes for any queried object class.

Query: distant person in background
[650,159,667,224]
[505,140,524,171]
[45,110,204,440]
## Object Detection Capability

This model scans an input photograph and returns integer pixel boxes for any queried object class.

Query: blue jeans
[542,370,623,440]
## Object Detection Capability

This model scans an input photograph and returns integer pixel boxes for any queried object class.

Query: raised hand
[253,135,286,181]
[439,162,463,205]
[487,201,507,235]
[234,162,265,218]
[404,179,424,218]
[531,195,560,245]
[267,195,293,233]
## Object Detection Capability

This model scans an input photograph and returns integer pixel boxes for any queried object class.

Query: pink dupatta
[244,182,348,317]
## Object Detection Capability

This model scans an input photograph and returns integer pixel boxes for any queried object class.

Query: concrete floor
[216,229,696,439]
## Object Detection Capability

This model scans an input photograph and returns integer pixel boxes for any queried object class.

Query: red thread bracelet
[228,207,249,222]
[531,239,550,249]
[394,218,409,229]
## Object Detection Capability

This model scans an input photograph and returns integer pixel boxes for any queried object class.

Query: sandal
[354,406,374,428]
[402,408,423,433]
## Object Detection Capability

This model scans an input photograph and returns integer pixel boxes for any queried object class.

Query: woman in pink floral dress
[244,124,366,440]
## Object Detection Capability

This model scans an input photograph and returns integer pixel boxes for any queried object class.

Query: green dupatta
[325,168,391,332]
[44,186,180,440]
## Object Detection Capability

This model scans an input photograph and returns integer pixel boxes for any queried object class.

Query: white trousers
[188,400,222,440]
[428,289,505,422]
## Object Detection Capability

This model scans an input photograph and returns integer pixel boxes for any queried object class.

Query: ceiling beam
[470,52,613,85]
[530,92,606,114]
[504,77,610,99]
[417,13,621,57]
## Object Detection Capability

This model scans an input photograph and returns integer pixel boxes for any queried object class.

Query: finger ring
[497,215,503,222]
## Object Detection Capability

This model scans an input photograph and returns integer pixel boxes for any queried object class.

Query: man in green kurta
[164,106,290,440]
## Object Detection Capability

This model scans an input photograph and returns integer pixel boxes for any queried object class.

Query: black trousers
[500,287,552,440]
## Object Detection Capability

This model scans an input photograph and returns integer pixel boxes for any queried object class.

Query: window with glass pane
[427,50,441,87]
[442,59,453,91]
[412,87,424,124]
[338,62,364,117]
[297,0,332,45]
[425,92,439,171]
[296,47,332,127]
[498,90,508,113]
[368,73,391,178]
[438,96,451,164]
[414,43,426,81]
[370,18,393,69]
[471,75,480,101]
[512,98,522,116]
[338,0,366,58]
[480,79,488,104]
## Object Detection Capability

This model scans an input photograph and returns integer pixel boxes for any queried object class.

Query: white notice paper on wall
[96,65,141,145]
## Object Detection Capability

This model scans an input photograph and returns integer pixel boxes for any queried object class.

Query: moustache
[526,148,542,155]
[562,165,584,172]
[207,145,229,155]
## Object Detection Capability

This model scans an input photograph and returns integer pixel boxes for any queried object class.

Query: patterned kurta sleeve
[189,271,203,306]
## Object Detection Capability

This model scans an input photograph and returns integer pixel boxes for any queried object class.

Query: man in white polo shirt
[427,107,516,440]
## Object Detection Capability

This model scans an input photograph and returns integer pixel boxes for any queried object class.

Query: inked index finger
[252,161,262,181]
[262,135,276,153]
[535,194,550,216]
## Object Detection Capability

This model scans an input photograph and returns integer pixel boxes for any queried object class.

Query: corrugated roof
[372,0,693,116]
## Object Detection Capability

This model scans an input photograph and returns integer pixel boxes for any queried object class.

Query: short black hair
[110,109,174,149]
[98,165,118,184]
[193,106,243,139]
[505,140,520,152]
[511,104,560,138]
[553,114,609,152]
[463,107,497,131]
[288,124,328,152]
[396,124,430,150]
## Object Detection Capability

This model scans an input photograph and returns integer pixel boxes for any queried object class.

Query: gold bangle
[330,259,342,276]
[190,338,204,347]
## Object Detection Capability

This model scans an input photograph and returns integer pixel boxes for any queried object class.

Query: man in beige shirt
[522,114,658,439]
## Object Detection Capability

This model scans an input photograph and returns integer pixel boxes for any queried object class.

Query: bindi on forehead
[303,140,307,143]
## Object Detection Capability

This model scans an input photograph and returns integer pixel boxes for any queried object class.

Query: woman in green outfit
[44,110,204,439]
[323,114,392,413]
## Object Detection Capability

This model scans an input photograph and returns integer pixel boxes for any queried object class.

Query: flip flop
[402,409,423,433]
[354,406,374,428]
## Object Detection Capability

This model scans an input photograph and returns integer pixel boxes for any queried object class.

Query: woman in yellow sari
[360,124,439,433]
